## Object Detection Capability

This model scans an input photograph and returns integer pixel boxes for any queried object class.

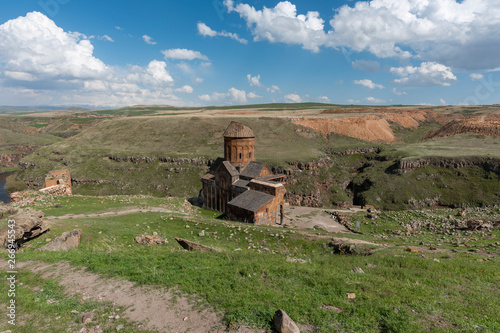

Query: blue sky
[0,0,499,107]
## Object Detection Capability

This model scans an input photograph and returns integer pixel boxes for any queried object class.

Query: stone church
[201,121,286,225]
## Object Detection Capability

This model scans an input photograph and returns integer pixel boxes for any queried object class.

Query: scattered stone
[46,299,57,304]
[467,219,493,232]
[346,293,356,299]
[273,309,300,333]
[198,230,205,237]
[82,312,94,324]
[407,247,419,253]
[286,257,310,264]
[175,238,221,252]
[365,263,377,268]
[116,325,124,331]
[393,307,399,314]
[134,234,167,246]
[234,248,242,251]
[313,224,327,231]
[183,317,188,321]
[351,267,365,274]
[329,237,383,255]
[0,208,50,248]
[36,229,82,251]
[71,310,79,314]
[321,304,342,313]
[458,210,466,217]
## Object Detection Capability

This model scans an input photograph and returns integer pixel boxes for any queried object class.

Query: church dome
[223,121,255,138]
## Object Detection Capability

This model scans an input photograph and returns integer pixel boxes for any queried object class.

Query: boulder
[175,238,220,252]
[0,208,49,248]
[329,237,383,255]
[273,309,300,333]
[135,234,167,245]
[36,229,82,251]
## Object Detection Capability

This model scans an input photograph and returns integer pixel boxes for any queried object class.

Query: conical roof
[223,121,255,138]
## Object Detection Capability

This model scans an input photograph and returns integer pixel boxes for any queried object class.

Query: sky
[0,0,500,108]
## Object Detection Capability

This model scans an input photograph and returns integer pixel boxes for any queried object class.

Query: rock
[286,257,310,264]
[346,293,356,299]
[329,237,383,255]
[407,247,419,253]
[467,219,493,232]
[273,309,300,333]
[313,224,327,231]
[36,229,82,251]
[393,307,399,314]
[198,230,205,237]
[175,238,221,252]
[134,234,167,245]
[0,208,49,248]
[365,263,377,268]
[320,304,342,313]
[82,312,94,324]
[116,325,124,331]
[351,267,365,274]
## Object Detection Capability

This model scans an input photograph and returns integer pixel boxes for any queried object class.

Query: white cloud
[390,62,457,87]
[247,92,262,99]
[319,96,331,103]
[0,12,183,107]
[115,26,123,31]
[267,85,280,93]
[470,73,484,80]
[226,1,500,70]
[162,48,209,61]
[142,35,157,45]
[226,1,328,52]
[284,93,302,103]
[392,88,408,96]
[199,94,211,102]
[197,22,247,44]
[347,99,360,104]
[175,85,194,94]
[193,77,204,84]
[229,87,248,104]
[247,74,262,87]
[197,22,217,37]
[352,60,381,72]
[99,35,114,42]
[365,97,385,104]
[440,98,447,105]
[354,79,384,89]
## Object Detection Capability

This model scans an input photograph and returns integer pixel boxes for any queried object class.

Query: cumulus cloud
[247,92,262,99]
[175,85,194,94]
[392,88,408,96]
[199,87,251,104]
[267,85,280,93]
[247,74,262,87]
[99,35,114,42]
[365,97,385,104]
[284,93,302,103]
[319,96,331,103]
[347,99,361,104]
[197,22,247,44]
[354,79,384,89]
[162,48,209,61]
[390,62,457,87]
[0,12,184,107]
[225,0,500,70]
[470,73,484,81]
[142,35,157,45]
[226,1,328,52]
[193,77,204,84]
[352,60,381,72]
[440,98,447,105]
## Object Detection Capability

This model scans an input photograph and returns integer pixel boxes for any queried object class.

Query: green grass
[2,196,499,332]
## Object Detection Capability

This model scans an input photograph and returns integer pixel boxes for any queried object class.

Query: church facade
[201,121,286,225]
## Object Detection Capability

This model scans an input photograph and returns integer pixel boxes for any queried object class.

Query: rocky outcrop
[396,157,500,174]
[39,184,72,196]
[107,155,214,165]
[36,229,82,251]
[135,233,168,245]
[331,147,383,155]
[71,179,121,185]
[286,192,321,207]
[175,238,220,252]
[0,153,27,168]
[0,208,49,248]
[328,237,384,255]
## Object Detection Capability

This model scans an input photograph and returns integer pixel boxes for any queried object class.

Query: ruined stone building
[201,122,286,225]
[39,170,72,196]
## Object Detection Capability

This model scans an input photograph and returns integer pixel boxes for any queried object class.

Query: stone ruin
[39,170,72,196]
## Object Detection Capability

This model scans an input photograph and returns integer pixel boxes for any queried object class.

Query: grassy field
[1,195,499,332]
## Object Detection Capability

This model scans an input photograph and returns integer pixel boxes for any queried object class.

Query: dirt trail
[0,259,265,333]
[45,207,185,220]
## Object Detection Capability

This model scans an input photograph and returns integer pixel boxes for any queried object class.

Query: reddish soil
[424,114,500,139]
[293,110,466,143]
[217,111,261,115]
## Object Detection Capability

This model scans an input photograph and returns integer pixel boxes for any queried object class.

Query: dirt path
[0,260,265,333]
[283,205,356,233]
[45,207,186,220]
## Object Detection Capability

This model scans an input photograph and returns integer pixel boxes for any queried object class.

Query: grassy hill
[7,104,500,209]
